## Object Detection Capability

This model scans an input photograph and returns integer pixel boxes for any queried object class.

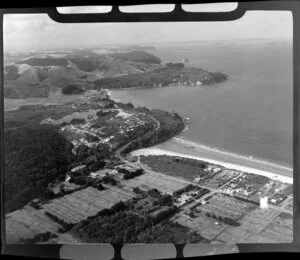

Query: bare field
[215,206,282,243]
[6,206,61,244]
[196,193,254,220]
[172,211,229,241]
[41,186,135,223]
[244,212,293,243]
[118,171,188,194]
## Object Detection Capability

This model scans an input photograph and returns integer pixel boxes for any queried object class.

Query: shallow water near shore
[109,42,293,173]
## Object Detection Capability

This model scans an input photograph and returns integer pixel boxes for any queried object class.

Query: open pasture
[118,171,188,194]
[243,212,293,243]
[196,193,254,220]
[215,206,282,243]
[6,206,61,244]
[41,186,135,223]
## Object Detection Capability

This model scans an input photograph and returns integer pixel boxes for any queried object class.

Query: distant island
[4,50,228,99]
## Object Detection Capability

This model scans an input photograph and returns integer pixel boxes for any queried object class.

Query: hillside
[4,51,162,99]
[109,51,161,64]
[95,63,228,89]
[4,50,228,99]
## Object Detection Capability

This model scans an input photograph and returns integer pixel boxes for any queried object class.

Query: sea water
[109,42,293,171]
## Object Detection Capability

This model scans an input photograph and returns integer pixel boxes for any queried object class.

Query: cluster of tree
[19,232,58,244]
[135,221,209,243]
[74,143,110,164]
[102,175,117,185]
[206,212,241,226]
[73,211,155,243]
[40,184,87,202]
[99,98,115,109]
[166,62,184,69]
[28,201,42,210]
[154,194,173,207]
[232,194,260,206]
[123,168,145,180]
[84,134,100,143]
[69,57,98,72]
[70,118,85,125]
[132,187,148,197]
[4,126,74,213]
[71,197,181,243]
[61,85,85,95]
[154,206,178,222]
[115,102,134,110]
[173,184,197,197]
[17,57,68,67]
[44,211,74,232]
[96,110,111,117]
[109,51,161,64]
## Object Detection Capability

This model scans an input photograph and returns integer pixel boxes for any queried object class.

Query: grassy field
[6,206,61,244]
[139,155,208,181]
[5,185,136,243]
[172,193,254,241]
[215,206,282,243]
[117,171,188,194]
[41,186,135,223]
[243,212,293,243]
[195,193,254,220]
[171,192,292,243]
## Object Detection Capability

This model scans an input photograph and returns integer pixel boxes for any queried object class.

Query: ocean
[109,41,293,171]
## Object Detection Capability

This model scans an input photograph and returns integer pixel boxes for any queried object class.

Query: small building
[260,196,269,209]
[90,172,98,179]
[65,174,71,182]
[71,165,86,173]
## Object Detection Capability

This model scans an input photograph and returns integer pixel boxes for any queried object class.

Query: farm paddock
[5,185,135,243]
[172,193,291,243]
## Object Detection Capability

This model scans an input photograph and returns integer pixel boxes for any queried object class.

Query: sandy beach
[130,137,293,184]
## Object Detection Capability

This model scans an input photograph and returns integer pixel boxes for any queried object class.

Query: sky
[3,5,293,52]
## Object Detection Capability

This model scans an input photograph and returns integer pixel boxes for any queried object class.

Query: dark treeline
[4,125,74,213]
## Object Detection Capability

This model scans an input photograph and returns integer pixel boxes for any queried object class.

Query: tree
[75,144,89,162]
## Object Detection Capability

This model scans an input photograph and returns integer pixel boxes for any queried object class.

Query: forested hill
[109,51,161,64]
[95,63,228,89]
[4,126,74,213]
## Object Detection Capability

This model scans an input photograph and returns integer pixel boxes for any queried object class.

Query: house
[193,176,201,183]
[71,165,86,173]
[65,174,71,182]
[90,172,98,179]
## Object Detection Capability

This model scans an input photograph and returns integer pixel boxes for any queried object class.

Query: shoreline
[130,146,293,184]
[107,88,293,184]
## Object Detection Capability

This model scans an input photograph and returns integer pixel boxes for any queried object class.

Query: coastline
[107,88,293,184]
[130,142,293,184]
